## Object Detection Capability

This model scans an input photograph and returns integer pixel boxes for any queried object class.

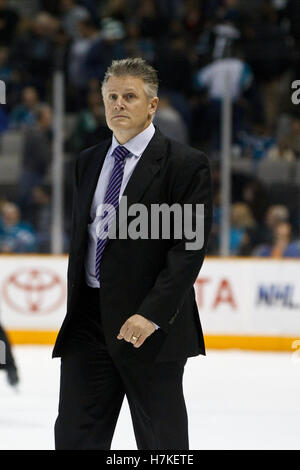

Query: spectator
[153,95,189,144]
[269,113,300,161]
[263,204,290,241]
[8,86,40,130]
[66,17,100,110]
[0,201,37,253]
[153,35,194,133]
[16,104,52,218]
[211,21,241,61]
[0,0,19,46]
[27,185,52,253]
[0,105,7,136]
[136,0,169,39]
[284,0,300,44]
[100,0,127,22]
[0,45,13,84]
[243,203,290,252]
[11,12,58,99]
[80,0,100,19]
[156,0,183,20]
[182,0,205,38]
[242,4,292,84]
[76,101,112,149]
[217,0,241,25]
[0,46,24,111]
[27,184,70,253]
[124,19,155,63]
[206,186,222,254]
[154,35,193,96]
[39,0,61,16]
[229,202,256,255]
[253,221,300,258]
[66,91,111,153]
[242,5,292,128]
[67,18,100,90]
[241,178,268,225]
[194,50,253,103]
[83,17,126,83]
[194,45,254,149]
[60,0,91,40]
[238,124,276,162]
[0,47,9,133]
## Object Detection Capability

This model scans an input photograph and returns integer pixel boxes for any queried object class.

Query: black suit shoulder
[161,135,211,197]
[149,131,212,206]
[77,138,111,164]
[73,138,112,185]
[166,136,209,169]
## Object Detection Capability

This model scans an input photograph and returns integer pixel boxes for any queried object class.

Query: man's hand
[117,314,156,348]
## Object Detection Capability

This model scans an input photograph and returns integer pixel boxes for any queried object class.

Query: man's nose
[114,98,125,109]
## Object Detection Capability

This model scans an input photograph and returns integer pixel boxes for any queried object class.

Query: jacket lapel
[108,127,168,239]
[77,139,112,231]
[78,127,169,247]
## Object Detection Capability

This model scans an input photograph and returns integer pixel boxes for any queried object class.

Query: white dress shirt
[84,122,155,288]
[84,122,158,329]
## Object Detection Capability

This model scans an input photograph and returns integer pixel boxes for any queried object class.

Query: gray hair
[101,58,159,99]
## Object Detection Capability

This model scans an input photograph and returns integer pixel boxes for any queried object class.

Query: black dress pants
[54,283,189,450]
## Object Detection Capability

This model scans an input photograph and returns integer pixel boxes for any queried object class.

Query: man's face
[103,75,158,138]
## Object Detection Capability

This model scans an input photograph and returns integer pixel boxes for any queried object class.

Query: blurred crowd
[0,0,299,257]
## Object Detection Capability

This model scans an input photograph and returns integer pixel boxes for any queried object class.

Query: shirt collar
[110,122,155,158]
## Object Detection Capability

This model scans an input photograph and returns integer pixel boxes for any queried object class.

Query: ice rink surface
[0,345,299,450]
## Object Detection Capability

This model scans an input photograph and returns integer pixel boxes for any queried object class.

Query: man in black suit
[53,58,212,450]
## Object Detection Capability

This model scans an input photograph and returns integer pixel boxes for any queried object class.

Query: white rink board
[197,258,300,337]
[0,255,299,338]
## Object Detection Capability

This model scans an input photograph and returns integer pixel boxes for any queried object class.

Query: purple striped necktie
[95,145,131,283]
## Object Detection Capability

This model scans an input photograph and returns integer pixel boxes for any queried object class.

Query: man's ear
[149,97,159,116]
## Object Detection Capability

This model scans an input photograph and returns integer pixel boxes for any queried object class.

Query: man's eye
[109,95,117,100]
[126,94,134,99]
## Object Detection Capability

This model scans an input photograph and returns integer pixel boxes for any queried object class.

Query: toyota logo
[1,267,66,315]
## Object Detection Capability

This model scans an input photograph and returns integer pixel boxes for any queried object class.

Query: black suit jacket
[52,127,213,364]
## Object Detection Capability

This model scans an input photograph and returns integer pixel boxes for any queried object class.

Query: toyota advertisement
[0,255,299,348]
